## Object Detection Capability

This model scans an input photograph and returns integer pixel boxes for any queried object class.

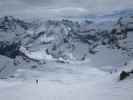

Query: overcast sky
[0,0,133,18]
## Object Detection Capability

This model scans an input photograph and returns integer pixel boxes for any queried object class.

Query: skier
[36,79,38,84]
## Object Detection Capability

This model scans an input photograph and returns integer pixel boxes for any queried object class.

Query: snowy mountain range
[0,9,133,78]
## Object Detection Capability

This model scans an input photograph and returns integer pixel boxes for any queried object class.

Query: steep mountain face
[0,13,133,78]
[21,16,133,62]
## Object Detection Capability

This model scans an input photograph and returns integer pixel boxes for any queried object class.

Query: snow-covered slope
[0,61,133,100]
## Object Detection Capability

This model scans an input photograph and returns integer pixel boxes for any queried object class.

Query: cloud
[0,0,133,18]
[17,0,133,9]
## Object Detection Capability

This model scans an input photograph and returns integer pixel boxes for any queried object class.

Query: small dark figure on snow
[36,80,38,84]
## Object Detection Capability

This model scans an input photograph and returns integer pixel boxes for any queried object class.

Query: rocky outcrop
[0,41,21,58]
[119,70,133,80]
